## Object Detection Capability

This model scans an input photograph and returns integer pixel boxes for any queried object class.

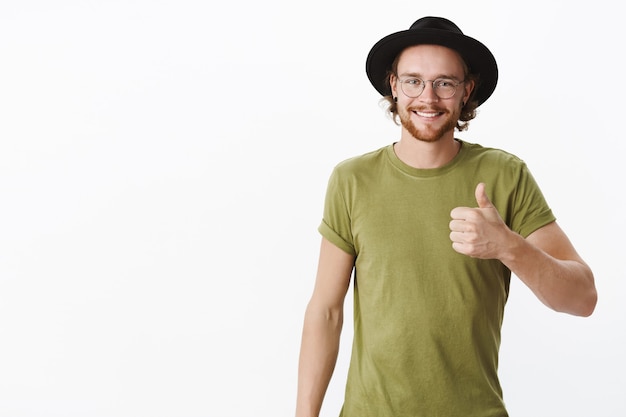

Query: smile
[413,110,442,118]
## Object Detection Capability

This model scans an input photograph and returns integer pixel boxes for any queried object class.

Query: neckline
[385,139,468,178]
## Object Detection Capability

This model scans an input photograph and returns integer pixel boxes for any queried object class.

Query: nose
[419,82,439,103]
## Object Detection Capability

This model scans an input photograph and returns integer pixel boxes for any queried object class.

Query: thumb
[475,182,494,209]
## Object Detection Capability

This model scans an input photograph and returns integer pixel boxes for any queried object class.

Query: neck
[393,133,461,169]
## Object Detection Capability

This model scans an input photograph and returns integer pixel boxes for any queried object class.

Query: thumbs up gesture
[449,183,512,259]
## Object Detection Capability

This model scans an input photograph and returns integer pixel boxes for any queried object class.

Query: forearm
[296,303,343,417]
[500,231,597,316]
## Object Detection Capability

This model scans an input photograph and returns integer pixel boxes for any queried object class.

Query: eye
[435,79,456,88]
[405,78,423,86]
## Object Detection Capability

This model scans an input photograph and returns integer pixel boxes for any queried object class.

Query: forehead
[396,44,467,77]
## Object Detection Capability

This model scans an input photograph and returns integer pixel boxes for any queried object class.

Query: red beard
[397,104,461,142]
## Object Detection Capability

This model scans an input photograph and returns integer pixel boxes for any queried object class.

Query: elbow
[577,268,598,317]
[562,264,598,317]
[577,287,598,317]
[304,301,344,330]
[557,281,598,318]
[324,306,344,330]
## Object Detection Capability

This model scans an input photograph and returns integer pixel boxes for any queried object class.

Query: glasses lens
[400,78,460,99]
[400,78,424,98]
[434,79,457,99]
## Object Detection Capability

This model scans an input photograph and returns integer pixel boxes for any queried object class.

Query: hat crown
[409,16,464,35]
[366,16,498,106]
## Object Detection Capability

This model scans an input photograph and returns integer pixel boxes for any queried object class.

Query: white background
[0,1,624,416]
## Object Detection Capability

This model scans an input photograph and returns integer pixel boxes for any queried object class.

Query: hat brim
[366,28,498,107]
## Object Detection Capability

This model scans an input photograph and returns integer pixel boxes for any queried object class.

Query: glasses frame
[396,77,465,99]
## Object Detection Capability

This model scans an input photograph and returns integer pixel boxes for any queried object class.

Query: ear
[389,73,398,98]
[463,78,475,104]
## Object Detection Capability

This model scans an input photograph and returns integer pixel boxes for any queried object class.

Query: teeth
[415,111,439,118]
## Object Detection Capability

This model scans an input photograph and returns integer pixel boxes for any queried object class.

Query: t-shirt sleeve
[317,166,357,256]
[510,163,556,238]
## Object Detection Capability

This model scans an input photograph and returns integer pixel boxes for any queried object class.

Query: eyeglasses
[397,77,465,99]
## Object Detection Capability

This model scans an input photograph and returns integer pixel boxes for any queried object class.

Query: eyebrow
[398,72,462,81]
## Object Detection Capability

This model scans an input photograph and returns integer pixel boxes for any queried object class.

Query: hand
[449,183,512,259]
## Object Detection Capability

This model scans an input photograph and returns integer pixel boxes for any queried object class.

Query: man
[295,17,597,417]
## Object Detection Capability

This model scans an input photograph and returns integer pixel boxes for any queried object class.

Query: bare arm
[501,221,596,316]
[450,183,597,316]
[296,237,355,417]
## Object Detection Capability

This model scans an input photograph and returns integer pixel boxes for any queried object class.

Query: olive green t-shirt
[319,141,556,417]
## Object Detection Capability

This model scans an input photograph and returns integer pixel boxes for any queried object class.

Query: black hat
[366,16,498,106]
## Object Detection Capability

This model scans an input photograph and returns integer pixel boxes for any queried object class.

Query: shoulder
[461,141,529,173]
[462,141,524,163]
[331,145,390,177]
